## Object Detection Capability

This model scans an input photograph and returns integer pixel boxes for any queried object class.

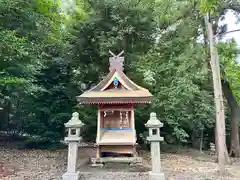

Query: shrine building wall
[99,104,133,130]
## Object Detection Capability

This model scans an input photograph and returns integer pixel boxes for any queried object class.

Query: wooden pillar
[96,146,100,158]
[96,105,101,158]
[131,104,135,131]
[97,106,101,143]
[131,104,137,156]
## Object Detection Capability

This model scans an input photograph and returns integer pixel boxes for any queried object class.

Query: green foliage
[218,40,240,102]
[0,0,69,143]
[35,0,58,15]
[68,0,156,86]
[24,57,77,141]
[199,0,221,13]
[136,4,215,144]
[0,30,39,91]
[20,136,65,149]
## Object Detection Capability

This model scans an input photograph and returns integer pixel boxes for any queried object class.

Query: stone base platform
[62,171,80,180]
[149,171,165,180]
[90,157,143,167]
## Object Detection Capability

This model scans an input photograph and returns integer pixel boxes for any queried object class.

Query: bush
[22,137,65,149]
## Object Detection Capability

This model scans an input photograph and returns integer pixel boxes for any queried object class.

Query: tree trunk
[200,128,204,153]
[222,80,240,157]
[204,14,229,175]
[191,126,198,149]
[215,126,218,155]
[2,100,11,131]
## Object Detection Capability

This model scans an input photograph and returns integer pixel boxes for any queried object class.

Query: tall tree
[199,0,240,173]
[0,0,53,134]
[204,14,229,174]
[0,0,73,146]
[200,0,240,160]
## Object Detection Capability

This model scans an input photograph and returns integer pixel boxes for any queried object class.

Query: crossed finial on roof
[109,50,125,72]
[109,50,124,57]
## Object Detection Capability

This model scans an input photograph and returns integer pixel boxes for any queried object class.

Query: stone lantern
[62,112,84,180]
[145,112,165,180]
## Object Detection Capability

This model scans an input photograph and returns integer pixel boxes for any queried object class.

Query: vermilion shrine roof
[77,51,153,104]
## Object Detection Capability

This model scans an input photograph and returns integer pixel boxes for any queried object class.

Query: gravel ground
[1,145,240,180]
[6,172,149,180]
[79,172,148,180]
[0,147,149,180]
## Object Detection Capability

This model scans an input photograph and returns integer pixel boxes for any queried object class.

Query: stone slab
[62,171,80,180]
[149,171,165,180]
[91,163,104,167]
[90,157,143,168]
[91,157,142,164]
[147,136,164,142]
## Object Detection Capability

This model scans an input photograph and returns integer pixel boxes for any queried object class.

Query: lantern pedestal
[62,112,84,180]
[145,112,165,180]
[63,140,81,180]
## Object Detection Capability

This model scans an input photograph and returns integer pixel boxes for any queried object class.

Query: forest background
[1,0,240,155]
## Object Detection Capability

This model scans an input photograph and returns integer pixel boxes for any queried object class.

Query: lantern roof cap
[65,112,84,128]
[145,112,163,128]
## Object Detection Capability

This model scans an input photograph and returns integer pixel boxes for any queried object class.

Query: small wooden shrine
[77,51,153,160]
